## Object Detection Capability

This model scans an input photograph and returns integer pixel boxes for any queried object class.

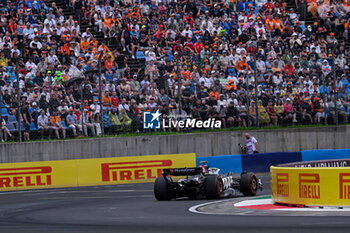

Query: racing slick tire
[154,176,172,200]
[204,175,223,199]
[240,172,258,196]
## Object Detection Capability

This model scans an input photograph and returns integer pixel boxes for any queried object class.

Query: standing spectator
[21,102,31,141]
[244,133,259,154]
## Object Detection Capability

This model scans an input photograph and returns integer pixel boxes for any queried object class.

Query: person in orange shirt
[50,111,66,139]
[236,56,252,73]
[345,19,350,40]
[103,15,112,38]
[180,66,191,80]
[102,91,112,107]
[273,15,283,31]
[209,86,220,100]
[104,54,114,70]
[98,40,110,53]
[226,79,237,92]
[60,43,71,56]
[265,15,275,31]
[80,36,90,53]
[90,36,98,48]
[127,8,141,20]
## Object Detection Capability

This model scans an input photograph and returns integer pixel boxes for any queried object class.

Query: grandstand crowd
[0,0,350,141]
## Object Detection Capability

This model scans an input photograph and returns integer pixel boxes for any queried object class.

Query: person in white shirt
[227,70,237,84]
[44,14,57,28]
[118,98,130,112]
[71,21,80,34]
[199,73,211,88]
[217,94,228,108]
[181,25,193,38]
[37,110,52,139]
[47,50,60,65]
[245,133,258,154]
[145,47,156,64]
[29,37,42,49]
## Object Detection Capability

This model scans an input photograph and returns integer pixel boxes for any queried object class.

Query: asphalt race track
[0,175,349,233]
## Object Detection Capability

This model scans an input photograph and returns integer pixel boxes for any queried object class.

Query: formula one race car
[154,162,263,200]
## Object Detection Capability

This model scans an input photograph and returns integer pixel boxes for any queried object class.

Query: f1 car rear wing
[163,168,203,176]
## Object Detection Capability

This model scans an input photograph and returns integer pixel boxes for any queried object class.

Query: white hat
[286,98,291,101]
[323,59,328,63]
[292,33,298,36]
[307,25,312,31]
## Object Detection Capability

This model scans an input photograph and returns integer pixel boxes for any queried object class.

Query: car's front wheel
[240,172,258,196]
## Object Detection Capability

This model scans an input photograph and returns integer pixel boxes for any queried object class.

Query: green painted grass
[252,195,272,200]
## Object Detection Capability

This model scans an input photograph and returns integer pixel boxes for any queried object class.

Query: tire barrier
[271,159,350,207]
[0,153,196,192]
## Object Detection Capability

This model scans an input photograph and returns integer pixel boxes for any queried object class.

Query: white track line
[188,199,235,215]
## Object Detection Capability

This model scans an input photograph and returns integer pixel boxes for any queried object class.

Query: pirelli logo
[0,166,52,188]
[276,173,289,197]
[339,173,350,199]
[299,173,320,199]
[101,160,172,182]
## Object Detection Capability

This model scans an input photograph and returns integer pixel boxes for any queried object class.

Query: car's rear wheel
[240,172,258,196]
[204,175,223,199]
[154,176,172,200]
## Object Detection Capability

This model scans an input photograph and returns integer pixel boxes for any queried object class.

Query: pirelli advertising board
[271,164,350,206]
[0,153,196,191]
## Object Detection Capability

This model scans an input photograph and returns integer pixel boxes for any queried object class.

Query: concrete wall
[0,125,349,163]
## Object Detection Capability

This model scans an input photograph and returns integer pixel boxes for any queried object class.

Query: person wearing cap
[283,98,295,123]
[321,59,331,76]
[236,55,252,73]
[326,31,337,43]
[310,97,326,124]
[288,7,299,24]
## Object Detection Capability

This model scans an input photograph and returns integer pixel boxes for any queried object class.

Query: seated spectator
[119,108,132,129]
[80,109,96,136]
[109,107,122,134]
[66,108,81,137]
[37,110,52,139]
[1,118,13,142]
[50,111,66,139]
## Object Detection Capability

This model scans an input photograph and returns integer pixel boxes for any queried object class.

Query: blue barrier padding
[196,155,242,174]
[301,149,350,162]
[241,152,302,173]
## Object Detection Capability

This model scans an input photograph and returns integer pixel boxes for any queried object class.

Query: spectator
[50,111,66,139]
[66,108,81,137]
[244,133,259,154]
[37,109,52,139]
[1,118,13,142]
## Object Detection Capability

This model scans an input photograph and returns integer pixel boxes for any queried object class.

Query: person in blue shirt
[319,83,330,96]
[103,109,112,134]
[238,0,247,12]
[340,74,349,87]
